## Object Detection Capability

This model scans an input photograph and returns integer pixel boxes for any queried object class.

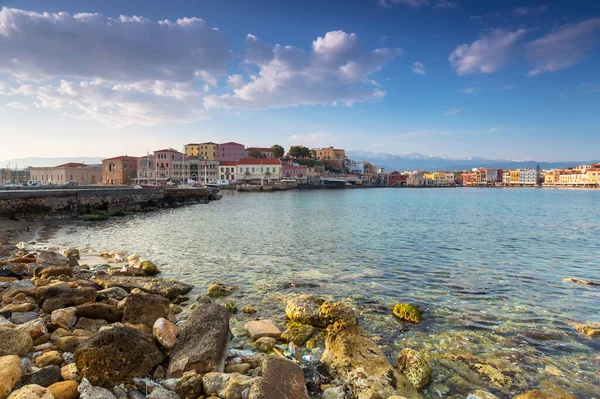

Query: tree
[271,144,285,158]
[288,145,311,159]
[248,151,264,158]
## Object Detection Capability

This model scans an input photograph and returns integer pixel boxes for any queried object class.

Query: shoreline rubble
[0,233,588,399]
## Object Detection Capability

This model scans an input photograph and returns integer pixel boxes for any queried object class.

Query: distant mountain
[346,151,598,172]
[0,157,104,168]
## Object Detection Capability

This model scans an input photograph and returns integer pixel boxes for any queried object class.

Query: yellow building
[185,144,199,157]
[314,146,344,160]
[587,169,600,184]
[510,170,520,184]
[542,171,561,185]
[198,142,218,160]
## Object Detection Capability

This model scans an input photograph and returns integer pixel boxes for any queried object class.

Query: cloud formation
[461,87,477,94]
[290,132,334,145]
[513,5,547,16]
[412,62,426,75]
[443,107,461,116]
[206,31,399,109]
[525,18,600,76]
[449,29,527,75]
[0,7,230,82]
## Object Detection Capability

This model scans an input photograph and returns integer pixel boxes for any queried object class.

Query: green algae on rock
[281,321,315,345]
[393,303,423,324]
[140,260,160,276]
[396,348,432,390]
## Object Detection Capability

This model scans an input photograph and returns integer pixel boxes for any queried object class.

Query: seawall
[0,188,218,220]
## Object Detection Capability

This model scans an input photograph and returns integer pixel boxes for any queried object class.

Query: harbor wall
[0,188,215,219]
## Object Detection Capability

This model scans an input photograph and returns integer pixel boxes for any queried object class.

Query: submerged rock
[74,326,164,387]
[393,303,423,324]
[513,389,577,399]
[573,322,600,338]
[396,348,432,389]
[321,323,421,399]
[166,301,229,378]
[91,275,193,299]
[207,282,238,297]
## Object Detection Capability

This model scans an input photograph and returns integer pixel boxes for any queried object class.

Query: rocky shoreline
[0,231,590,399]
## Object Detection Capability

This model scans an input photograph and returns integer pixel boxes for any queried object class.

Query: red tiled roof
[102,155,138,161]
[219,161,238,166]
[237,158,281,165]
[55,162,87,168]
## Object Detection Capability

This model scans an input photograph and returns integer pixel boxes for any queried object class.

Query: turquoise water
[49,188,600,398]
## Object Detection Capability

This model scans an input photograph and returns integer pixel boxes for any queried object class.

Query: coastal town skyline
[1,0,600,162]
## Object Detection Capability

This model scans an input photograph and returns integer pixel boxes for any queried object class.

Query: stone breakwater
[0,188,220,220]
[0,240,587,399]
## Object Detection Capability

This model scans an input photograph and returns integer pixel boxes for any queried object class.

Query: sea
[46,188,600,398]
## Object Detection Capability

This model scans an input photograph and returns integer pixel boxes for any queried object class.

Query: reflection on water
[49,188,600,398]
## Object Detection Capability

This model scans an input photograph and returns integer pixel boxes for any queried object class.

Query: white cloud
[513,6,547,16]
[290,132,334,146]
[206,31,400,109]
[526,18,600,76]
[0,7,230,82]
[1,79,206,127]
[443,107,461,116]
[6,101,28,110]
[461,87,477,93]
[449,28,527,75]
[412,61,426,75]
[433,0,460,10]
[378,0,430,8]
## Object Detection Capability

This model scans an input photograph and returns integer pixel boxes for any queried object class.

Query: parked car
[26,180,42,186]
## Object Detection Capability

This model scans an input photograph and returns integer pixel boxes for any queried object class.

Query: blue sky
[0,0,599,161]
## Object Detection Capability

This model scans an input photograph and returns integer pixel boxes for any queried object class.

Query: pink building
[281,160,308,183]
[216,142,245,162]
[154,148,184,182]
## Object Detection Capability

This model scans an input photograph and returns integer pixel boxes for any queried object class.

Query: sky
[0,0,599,162]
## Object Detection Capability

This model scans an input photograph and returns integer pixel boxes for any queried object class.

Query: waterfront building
[281,160,308,183]
[154,148,184,183]
[216,142,245,162]
[218,161,237,182]
[29,163,102,185]
[245,147,275,158]
[387,171,407,186]
[587,168,600,185]
[519,169,540,186]
[314,146,345,161]
[407,171,433,186]
[102,155,138,185]
[362,162,377,183]
[172,158,219,184]
[235,158,282,184]
[185,142,220,160]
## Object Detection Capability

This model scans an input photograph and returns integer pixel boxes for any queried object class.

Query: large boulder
[321,323,421,399]
[0,326,33,356]
[36,251,69,266]
[91,275,193,299]
[37,283,97,313]
[0,355,22,399]
[285,295,357,328]
[248,356,310,399]
[122,293,169,327]
[75,302,123,322]
[74,326,164,387]
[166,301,229,378]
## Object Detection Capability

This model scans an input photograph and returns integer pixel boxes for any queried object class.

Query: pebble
[6,384,53,399]
[48,380,79,399]
[0,355,22,399]
[244,320,282,341]
[78,378,117,399]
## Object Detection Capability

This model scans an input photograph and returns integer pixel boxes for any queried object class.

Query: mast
[204,155,207,186]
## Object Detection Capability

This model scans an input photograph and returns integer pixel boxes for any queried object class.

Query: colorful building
[136,155,156,184]
[29,163,102,185]
[216,142,245,162]
[218,161,238,182]
[101,155,138,185]
[153,148,184,183]
[235,158,282,183]
[314,146,345,161]
[184,143,200,157]
[281,160,308,183]
[387,171,407,186]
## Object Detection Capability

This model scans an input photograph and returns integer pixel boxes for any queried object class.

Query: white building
[235,158,282,183]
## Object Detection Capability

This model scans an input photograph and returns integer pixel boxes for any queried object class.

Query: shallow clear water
[48,188,600,398]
